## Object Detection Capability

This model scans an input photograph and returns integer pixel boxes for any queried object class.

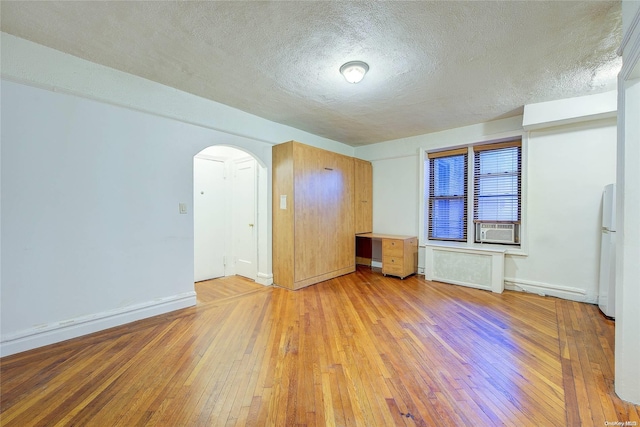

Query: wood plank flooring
[2,266,639,426]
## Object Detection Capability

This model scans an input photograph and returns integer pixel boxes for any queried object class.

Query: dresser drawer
[382,260,405,276]
[383,256,404,267]
[382,239,404,257]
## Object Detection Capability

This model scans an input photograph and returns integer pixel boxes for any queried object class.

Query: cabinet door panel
[318,150,337,273]
[294,145,322,282]
[335,154,355,270]
[284,142,356,284]
[307,150,354,275]
[354,159,373,234]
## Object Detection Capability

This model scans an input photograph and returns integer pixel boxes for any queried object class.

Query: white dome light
[340,61,369,83]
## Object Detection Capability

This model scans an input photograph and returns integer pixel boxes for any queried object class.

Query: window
[425,138,522,246]
[427,148,468,241]
[474,141,521,222]
[473,141,521,244]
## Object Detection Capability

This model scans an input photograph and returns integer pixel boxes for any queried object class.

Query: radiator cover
[424,245,506,293]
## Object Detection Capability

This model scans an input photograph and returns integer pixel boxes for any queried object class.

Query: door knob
[249,223,254,227]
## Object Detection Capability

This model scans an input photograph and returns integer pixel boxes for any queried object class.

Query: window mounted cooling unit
[478,223,516,244]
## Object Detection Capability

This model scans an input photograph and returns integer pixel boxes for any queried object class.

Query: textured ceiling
[0,1,622,146]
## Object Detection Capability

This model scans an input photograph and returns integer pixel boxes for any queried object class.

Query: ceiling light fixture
[340,61,369,83]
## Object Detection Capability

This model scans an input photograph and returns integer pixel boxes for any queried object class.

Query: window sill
[422,240,528,256]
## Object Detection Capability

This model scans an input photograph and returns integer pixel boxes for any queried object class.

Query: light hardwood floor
[1,267,639,426]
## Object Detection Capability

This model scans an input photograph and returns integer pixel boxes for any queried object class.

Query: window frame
[427,148,468,242]
[420,134,527,255]
[473,140,522,244]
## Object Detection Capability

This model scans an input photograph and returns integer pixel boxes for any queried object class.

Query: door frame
[192,144,272,286]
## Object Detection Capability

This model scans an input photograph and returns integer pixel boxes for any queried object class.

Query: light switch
[179,203,188,214]
[280,195,287,210]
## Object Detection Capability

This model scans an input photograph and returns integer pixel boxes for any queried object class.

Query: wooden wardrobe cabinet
[272,141,355,290]
[354,158,373,234]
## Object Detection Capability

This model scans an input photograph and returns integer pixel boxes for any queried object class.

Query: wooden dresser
[356,233,418,279]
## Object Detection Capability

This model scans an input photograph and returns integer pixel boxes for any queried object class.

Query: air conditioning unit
[478,223,516,244]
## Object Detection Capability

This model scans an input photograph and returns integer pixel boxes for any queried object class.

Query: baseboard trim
[504,277,595,303]
[256,272,273,286]
[0,292,197,358]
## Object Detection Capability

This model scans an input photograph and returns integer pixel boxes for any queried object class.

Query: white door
[232,158,257,279]
[194,157,226,282]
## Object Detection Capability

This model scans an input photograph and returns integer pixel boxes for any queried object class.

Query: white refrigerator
[598,183,616,318]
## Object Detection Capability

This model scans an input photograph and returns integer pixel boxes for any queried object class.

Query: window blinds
[473,140,521,223]
[428,149,468,241]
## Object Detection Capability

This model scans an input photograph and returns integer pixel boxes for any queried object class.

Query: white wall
[615,0,640,405]
[356,97,617,304]
[616,74,640,406]
[1,81,198,355]
[372,156,419,236]
[522,91,616,130]
[0,35,354,356]
[508,119,617,301]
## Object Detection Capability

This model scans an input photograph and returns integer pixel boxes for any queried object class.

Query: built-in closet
[272,141,372,290]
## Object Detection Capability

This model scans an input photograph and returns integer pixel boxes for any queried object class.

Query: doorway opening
[193,145,262,284]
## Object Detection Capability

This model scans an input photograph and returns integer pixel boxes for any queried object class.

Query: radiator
[424,245,506,293]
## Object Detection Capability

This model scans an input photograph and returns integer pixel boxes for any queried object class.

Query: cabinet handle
[324,167,333,171]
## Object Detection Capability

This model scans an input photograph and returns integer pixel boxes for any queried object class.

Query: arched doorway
[193,145,266,283]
